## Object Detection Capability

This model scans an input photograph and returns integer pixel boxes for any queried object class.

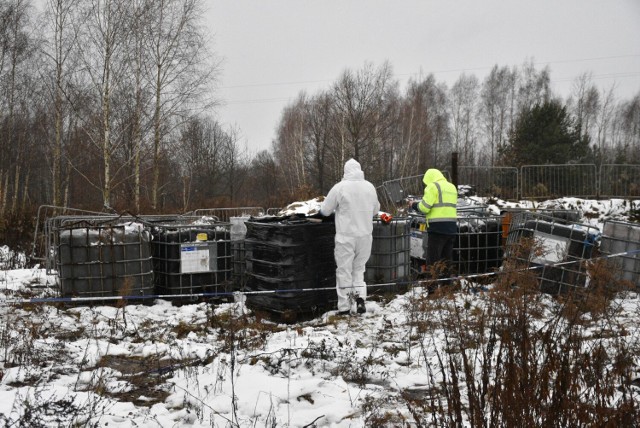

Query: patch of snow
[0,197,638,426]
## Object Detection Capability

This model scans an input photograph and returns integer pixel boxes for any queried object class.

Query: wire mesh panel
[504,211,599,294]
[192,207,265,221]
[150,220,233,299]
[455,213,504,275]
[33,206,114,273]
[381,172,451,210]
[407,209,504,276]
[382,177,414,205]
[599,164,640,198]
[600,220,640,289]
[365,218,411,284]
[521,164,597,199]
[266,208,282,216]
[458,166,519,200]
[56,221,154,299]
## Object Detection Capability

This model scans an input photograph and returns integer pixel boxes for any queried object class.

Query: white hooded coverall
[320,159,381,312]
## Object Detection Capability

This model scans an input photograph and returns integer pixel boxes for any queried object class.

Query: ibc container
[504,212,599,294]
[244,274,336,315]
[57,222,154,299]
[243,217,336,316]
[150,222,232,298]
[600,220,640,289]
[500,208,581,244]
[244,217,336,245]
[407,212,504,276]
[365,217,411,284]
[456,214,503,275]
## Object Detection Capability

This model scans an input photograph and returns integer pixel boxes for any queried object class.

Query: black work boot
[356,298,366,314]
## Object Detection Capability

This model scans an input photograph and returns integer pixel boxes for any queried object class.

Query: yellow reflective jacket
[417,169,458,231]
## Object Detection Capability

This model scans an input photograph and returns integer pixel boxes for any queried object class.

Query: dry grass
[394,238,640,427]
[1,237,638,426]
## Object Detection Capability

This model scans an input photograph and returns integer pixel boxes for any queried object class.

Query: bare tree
[480,65,516,166]
[331,61,396,168]
[615,92,640,162]
[249,149,283,209]
[449,73,479,165]
[516,58,551,115]
[377,90,404,182]
[402,74,451,172]
[176,116,227,210]
[72,0,131,208]
[568,72,600,143]
[274,93,308,197]
[125,0,153,212]
[41,0,80,208]
[305,91,334,194]
[0,0,36,214]
[219,125,247,206]
[595,84,617,163]
[144,0,218,210]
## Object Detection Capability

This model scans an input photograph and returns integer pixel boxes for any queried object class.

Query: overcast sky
[207,0,640,153]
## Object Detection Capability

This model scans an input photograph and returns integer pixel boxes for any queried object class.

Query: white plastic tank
[230,216,249,241]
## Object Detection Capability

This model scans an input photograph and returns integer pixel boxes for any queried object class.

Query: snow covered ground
[0,198,638,427]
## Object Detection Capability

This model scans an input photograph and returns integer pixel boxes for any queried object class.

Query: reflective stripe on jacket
[417,168,457,228]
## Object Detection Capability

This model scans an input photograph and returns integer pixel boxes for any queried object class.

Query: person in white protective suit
[320,158,380,315]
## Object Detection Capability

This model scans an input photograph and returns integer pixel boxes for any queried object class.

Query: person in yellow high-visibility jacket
[410,168,458,275]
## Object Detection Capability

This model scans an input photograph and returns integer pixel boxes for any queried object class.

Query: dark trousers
[423,232,455,273]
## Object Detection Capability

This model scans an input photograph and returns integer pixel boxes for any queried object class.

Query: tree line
[1,0,639,237]
[271,61,640,200]
[0,0,238,218]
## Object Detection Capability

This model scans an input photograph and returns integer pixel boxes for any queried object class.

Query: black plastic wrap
[243,216,337,314]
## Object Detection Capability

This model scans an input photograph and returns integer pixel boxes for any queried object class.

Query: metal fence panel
[381,171,451,209]
[599,164,640,198]
[520,164,597,199]
[458,166,519,199]
[382,174,424,205]
[192,207,265,221]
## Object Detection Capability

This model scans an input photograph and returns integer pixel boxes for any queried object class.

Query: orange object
[380,212,393,224]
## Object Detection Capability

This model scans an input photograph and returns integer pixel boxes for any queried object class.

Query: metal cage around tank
[408,203,505,277]
[599,220,640,289]
[365,217,411,285]
[149,218,234,299]
[503,211,599,294]
[55,218,155,299]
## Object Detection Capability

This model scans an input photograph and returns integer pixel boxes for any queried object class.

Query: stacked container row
[54,216,233,301]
